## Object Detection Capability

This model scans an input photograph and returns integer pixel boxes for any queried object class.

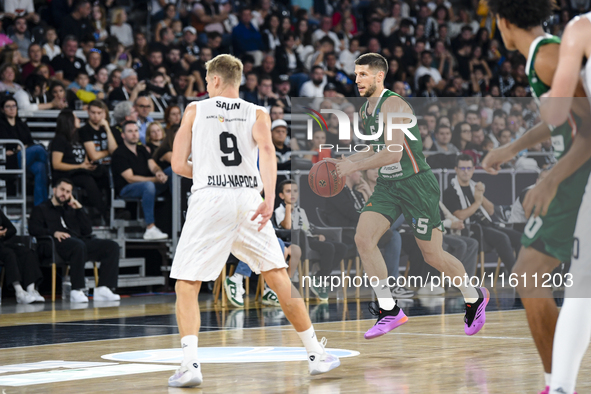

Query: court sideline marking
[0,310,529,350]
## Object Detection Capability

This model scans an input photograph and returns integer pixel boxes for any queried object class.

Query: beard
[56,195,68,205]
[362,82,377,97]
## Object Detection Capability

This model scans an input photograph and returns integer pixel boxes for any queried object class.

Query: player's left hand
[251,200,273,231]
[523,176,558,219]
[335,155,356,177]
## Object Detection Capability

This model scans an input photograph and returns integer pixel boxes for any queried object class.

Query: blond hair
[146,122,166,144]
[111,8,126,26]
[205,54,243,88]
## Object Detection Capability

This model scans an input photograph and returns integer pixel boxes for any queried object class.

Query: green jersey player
[332,53,489,339]
[484,1,591,392]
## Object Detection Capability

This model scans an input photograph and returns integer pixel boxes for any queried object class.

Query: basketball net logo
[304,108,417,153]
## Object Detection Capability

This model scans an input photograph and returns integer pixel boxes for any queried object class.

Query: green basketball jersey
[526,34,579,159]
[360,89,430,181]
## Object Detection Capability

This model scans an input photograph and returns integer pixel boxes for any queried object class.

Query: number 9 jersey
[189,98,265,194]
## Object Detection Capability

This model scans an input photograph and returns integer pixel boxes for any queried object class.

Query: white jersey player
[167,54,340,388]
[539,12,591,394]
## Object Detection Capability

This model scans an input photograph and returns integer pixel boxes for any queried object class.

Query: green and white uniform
[360,89,443,240]
[522,34,591,261]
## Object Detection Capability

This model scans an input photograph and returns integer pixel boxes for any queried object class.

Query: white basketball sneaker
[224,276,245,307]
[308,338,341,376]
[70,289,89,303]
[168,361,203,387]
[143,226,168,240]
[93,286,121,301]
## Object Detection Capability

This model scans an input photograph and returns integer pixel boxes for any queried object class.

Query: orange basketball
[308,161,345,197]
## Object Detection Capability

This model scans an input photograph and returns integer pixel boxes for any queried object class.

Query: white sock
[544,372,551,387]
[550,298,591,394]
[297,326,324,354]
[181,335,199,365]
[27,283,35,292]
[372,279,396,310]
[459,283,479,304]
[231,273,243,282]
[13,282,24,293]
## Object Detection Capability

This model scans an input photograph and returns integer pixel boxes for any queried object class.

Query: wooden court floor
[1,297,590,393]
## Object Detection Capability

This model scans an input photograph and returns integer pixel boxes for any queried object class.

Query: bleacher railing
[20,110,165,141]
[0,140,27,235]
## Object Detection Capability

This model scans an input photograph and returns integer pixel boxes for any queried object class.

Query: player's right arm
[482,121,551,175]
[524,18,591,218]
[540,16,589,125]
[171,103,196,179]
[251,109,277,231]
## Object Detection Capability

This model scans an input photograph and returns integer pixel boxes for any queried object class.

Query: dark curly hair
[487,0,556,29]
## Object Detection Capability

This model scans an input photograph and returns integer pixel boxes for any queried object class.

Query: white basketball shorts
[566,171,591,298]
[170,187,287,282]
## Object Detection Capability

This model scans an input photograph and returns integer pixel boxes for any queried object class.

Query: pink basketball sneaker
[364,302,408,340]
[464,287,490,336]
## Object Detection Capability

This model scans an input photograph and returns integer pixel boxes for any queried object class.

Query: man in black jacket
[0,210,43,304]
[28,178,120,303]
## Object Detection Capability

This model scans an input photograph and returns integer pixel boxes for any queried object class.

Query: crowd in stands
[1,0,588,304]
[0,0,585,114]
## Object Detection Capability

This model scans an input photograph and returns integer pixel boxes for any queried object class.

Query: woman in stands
[50,109,110,225]
[261,14,281,52]
[0,96,49,206]
[163,105,181,131]
[35,64,51,81]
[130,32,149,68]
[106,69,122,96]
[110,8,134,48]
[154,4,177,43]
[91,4,109,46]
[451,121,474,152]
[48,81,75,110]
[91,67,109,99]
[145,122,165,154]
[0,64,23,94]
